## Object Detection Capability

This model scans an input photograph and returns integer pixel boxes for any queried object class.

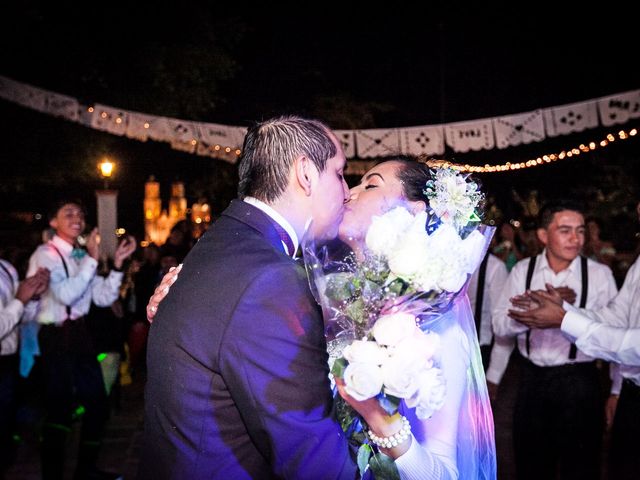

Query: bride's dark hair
[378,154,447,204]
[384,155,484,216]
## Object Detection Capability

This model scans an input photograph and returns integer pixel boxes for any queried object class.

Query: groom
[138,115,357,479]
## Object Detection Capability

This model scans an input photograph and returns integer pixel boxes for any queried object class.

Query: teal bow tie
[71,247,87,260]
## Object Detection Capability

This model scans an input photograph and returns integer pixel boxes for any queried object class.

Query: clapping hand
[509,283,570,312]
[146,264,182,323]
[16,267,50,304]
[552,284,577,305]
[114,235,137,270]
[508,287,566,329]
[85,228,101,260]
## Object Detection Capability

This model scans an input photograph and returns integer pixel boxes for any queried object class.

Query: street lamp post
[98,159,114,189]
[96,158,118,259]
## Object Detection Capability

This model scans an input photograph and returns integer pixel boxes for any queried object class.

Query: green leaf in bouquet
[362,256,389,284]
[325,272,358,302]
[331,357,348,380]
[369,451,400,480]
[357,444,373,477]
[361,278,383,301]
[344,297,367,325]
[385,277,409,297]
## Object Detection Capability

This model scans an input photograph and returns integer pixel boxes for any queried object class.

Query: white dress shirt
[561,256,640,386]
[487,251,618,384]
[243,197,299,256]
[467,253,509,347]
[0,259,23,355]
[24,235,123,325]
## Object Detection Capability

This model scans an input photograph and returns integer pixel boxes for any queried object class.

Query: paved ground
[4,353,610,480]
[4,368,144,480]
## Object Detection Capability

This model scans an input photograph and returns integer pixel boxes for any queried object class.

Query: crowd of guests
[0,200,195,480]
[1,193,639,479]
[470,199,640,480]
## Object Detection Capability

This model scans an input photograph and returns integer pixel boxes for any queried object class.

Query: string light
[97,112,246,157]
[443,128,638,173]
[82,102,640,168]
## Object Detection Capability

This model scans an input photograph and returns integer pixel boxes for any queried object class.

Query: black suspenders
[49,243,72,320]
[524,255,587,359]
[474,252,490,337]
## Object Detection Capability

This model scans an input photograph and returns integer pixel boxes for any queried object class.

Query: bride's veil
[450,293,498,480]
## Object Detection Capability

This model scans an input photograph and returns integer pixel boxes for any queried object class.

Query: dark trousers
[0,354,18,477]
[480,344,492,371]
[513,359,604,480]
[38,320,109,480]
[610,379,640,480]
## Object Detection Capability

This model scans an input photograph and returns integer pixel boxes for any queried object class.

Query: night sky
[1,2,639,240]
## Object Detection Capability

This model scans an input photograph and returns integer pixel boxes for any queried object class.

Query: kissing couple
[138,115,496,479]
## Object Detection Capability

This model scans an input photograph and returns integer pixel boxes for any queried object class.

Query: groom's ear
[294,155,313,195]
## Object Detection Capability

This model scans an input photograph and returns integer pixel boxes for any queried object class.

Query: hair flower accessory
[424,167,483,234]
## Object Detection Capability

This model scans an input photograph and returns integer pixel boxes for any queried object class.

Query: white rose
[414,258,445,292]
[404,329,441,360]
[405,367,447,420]
[437,258,468,293]
[388,232,429,279]
[365,207,414,256]
[343,362,384,401]
[372,312,416,347]
[428,224,462,252]
[386,328,441,367]
[381,354,422,399]
[343,339,388,365]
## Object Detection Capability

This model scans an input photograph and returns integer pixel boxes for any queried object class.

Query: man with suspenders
[0,258,48,476]
[467,250,508,370]
[23,199,134,480]
[490,199,619,480]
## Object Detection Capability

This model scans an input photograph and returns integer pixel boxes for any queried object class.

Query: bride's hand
[146,264,182,322]
[334,377,411,458]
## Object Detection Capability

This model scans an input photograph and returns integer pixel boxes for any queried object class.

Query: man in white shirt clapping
[509,200,640,480]
[24,198,135,480]
[488,199,618,480]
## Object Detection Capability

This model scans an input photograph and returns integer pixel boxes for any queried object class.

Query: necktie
[271,221,295,257]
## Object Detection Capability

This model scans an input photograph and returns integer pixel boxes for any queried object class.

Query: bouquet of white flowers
[303,166,495,476]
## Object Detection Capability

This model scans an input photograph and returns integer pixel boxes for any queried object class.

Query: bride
[147,157,497,479]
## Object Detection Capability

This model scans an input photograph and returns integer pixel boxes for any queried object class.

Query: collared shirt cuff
[563,300,580,312]
[6,298,25,322]
[79,255,98,271]
[561,310,590,341]
[108,270,124,281]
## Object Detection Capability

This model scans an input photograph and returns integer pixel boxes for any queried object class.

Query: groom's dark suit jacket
[138,200,356,479]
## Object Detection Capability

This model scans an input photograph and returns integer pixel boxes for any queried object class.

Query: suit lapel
[222,200,288,255]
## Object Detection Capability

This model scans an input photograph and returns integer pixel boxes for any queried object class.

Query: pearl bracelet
[367,415,412,449]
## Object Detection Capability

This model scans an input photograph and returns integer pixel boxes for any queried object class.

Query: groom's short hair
[237,115,337,202]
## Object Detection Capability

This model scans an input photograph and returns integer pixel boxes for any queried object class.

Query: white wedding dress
[396,294,496,479]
